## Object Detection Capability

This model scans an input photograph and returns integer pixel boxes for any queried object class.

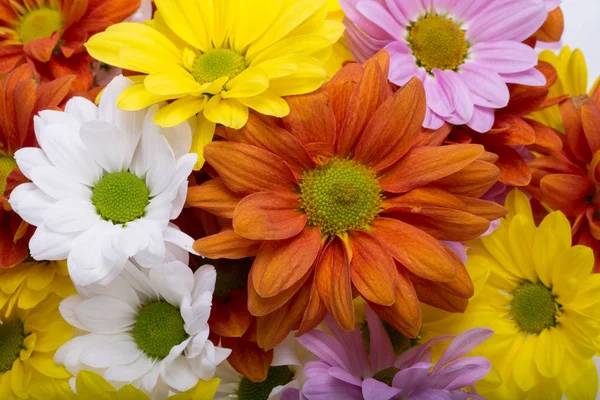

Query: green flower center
[510,281,559,334]
[372,367,400,387]
[0,320,25,374]
[91,172,150,225]
[361,319,419,357]
[133,301,189,360]
[299,158,383,237]
[0,156,17,197]
[237,366,295,400]
[191,48,248,85]
[17,8,63,44]
[407,14,468,73]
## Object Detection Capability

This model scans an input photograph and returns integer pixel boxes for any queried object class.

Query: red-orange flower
[529,86,600,272]
[0,64,73,268]
[534,4,564,44]
[0,0,139,90]
[191,52,504,350]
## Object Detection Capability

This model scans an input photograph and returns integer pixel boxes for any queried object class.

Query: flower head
[55,261,230,397]
[0,0,140,90]
[85,0,344,168]
[192,52,503,349]
[341,0,549,132]
[423,189,600,399]
[9,76,198,286]
[290,308,491,400]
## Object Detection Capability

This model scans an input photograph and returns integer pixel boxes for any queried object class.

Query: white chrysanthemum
[55,259,230,399]
[9,75,198,286]
[215,334,312,400]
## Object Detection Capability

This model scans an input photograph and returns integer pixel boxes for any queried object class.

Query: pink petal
[425,72,456,118]
[340,0,396,40]
[471,41,538,73]
[432,0,456,13]
[459,63,509,108]
[545,0,560,11]
[433,328,494,372]
[423,106,445,130]
[302,374,364,400]
[362,378,402,400]
[391,362,432,394]
[441,241,467,264]
[452,0,491,25]
[357,0,403,40]
[499,68,547,86]
[365,306,395,372]
[438,70,474,124]
[297,331,360,373]
[304,361,331,378]
[386,42,420,86]
[395,335,454,369]
[429,357,491,390]
[466,105,495,133]
[326,315,373,378]
[392,0,425,21]
[385,0,409,25]
[345,18,393,63]
[328,367,364,386]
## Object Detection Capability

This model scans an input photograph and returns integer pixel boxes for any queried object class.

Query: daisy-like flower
[0,294,73,399]
[340,0,548,132]
[55,260,230,398]
[0,0,140,90]
[84,0,344,168]
[0,64,74,269]
[286,309,491,400]
[423,189,600,399]
[9,76,198,286]
[528,87,600,271]
[192,52,504,349]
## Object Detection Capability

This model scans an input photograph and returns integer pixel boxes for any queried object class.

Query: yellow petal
[144,71,204,96]
[25,266,53,290]
[191,114,216,170]
[116,385,149,400]
[34,321,73,352]
[18,286,50,310]
[508,214,537,282]
[154,0,213,52]
[28,352,70,379]
[567,48,588,96]
[552,245,594,304]
[20,333,36,360]
[512,335,540,391]
[504,189,533,222]
[203,95,249,129]
[222,68,269,99]
[534,328,564,378]
[254,55,301,79]
[10,359,31,397]
[538,211,572,247]
[250,34,332,65]
[558,356,598,400]
[481,222,522,280]
[560,316,597,359]
[169,378,221,400]
[236,89,290,117]
[212,0,234,49]
[232,0,281,52]
[117,83,176,111]
[268,58,327,97]
[154,96,207,128]
[532,228,567,287]
[76,371,117,400]
[202,76,229,95]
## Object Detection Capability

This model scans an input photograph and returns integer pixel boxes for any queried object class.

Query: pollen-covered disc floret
[407,15,468,73]
[0,156,17,196]
[237,366,295,400]
[191,49,248,85]
[0,320,25,374]
[92,171,150,224]
[510,281,559,333]
[17,8,63,44]
[299,158,383,237]
[133,301,189,359]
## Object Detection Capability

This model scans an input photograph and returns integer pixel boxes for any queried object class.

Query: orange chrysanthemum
[528,85,600,271]
[190,51,504,350]
[0,64,74,268]
[0,0,139,90]
[533,5,564,44]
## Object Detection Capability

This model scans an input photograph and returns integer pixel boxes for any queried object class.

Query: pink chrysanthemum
[341,0,550,132]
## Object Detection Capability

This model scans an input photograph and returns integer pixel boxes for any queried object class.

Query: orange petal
[186,178,242,218]
[540,174,595,216]
[204,141,298,195]
[383,187,467,211]
[36,74,75,110]
[486,115,536,146]
[221,337,273,382]
[233,192,306,241]
[561,96,592,164]
[0,45,25,75]
[489,145,531,186]
[380,144,484,193]
[414,123,451,147]
[588,152,600,186]
[435,160,500,197]
[283,89,337,146]
[193,230,261,259]
[225,113,314,178]
[336,53,391,157]
[581,98,600,155]
[209,289,253,338]
[370,217,458,282]
[11,79,36,153]
[324,63,363,131]
[248,268,311,317]
[535,7,564,42]
[251,227,322,297]
[0,213,28,268]
[367,267,421,338]
[23,33,59,63]
[297,273,328,336]
[47,52,93,92]
[348,231,395,306]
[455,196,507,221]
[315,237,354,331]
[354,77,426,171]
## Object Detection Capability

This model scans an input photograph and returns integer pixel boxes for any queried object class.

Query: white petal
[13,147,51,181]
[64,97,98,123]
[44,198,99,233]
[80,120,130,173]
[35,110,80,144]
[187,327,209,358]
[9,183,54,226]
[105,353,156,383]
[191,265,217,301]
[159,121,193,159]
[149,261,194,307]
[29,224,76,260]
[30,166,92,200]
[131,105,162,177]
[171,182,187,220]
[79,333,141,368]
[78,272,142,308]
[121,260,160,302]
[160,356,199,392]
[59,296,87,331]
[141,365,161,394]
[75,296,137,334]
[111,221,151,258]
[164,224,197,255]
[189,340,230,380]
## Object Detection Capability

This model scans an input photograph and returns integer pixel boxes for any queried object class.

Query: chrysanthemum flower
[0,293,73,399]
[528,87,600,271]
[285,309,491,399]
[340,0,548,132]
[423,189,600,399]
[0,64,74,269]
[192,52,503,348]
[534,0,564,45]
[9,76,198,286]
[56,261,230,397]
[0,0,140,90]
[85,0,344,169]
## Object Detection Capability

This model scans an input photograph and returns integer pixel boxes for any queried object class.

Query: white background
[560,0,600,87]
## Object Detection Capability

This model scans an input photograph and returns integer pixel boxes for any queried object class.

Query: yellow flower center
[0,156,17,197]
[191,48,248,84]
[511,281,559,334]
[237,366,295,400]
[299,158,383,237]
[407,15,468,73]
[17,8,63,44]
[0,319,25,374]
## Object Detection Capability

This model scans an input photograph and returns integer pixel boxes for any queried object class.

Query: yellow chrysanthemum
[0,294,73,400]
[529,46,600,132]
[0,260,75,314]
[48,371,220,400]
[85,0,344,168]
[422,189,600,400]
[325,0,354,77]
